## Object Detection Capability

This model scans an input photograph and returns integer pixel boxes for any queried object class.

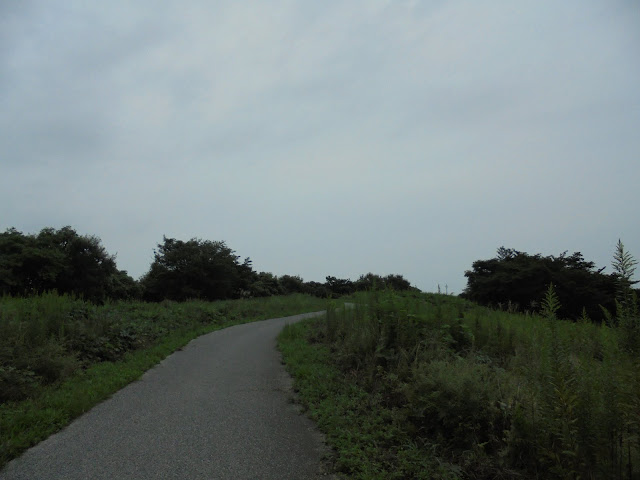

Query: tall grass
[285,289,640,478]
[0,292,326,404]
[0,292,326,467]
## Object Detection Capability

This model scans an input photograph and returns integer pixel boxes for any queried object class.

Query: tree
[354,273,384,291]
[141,237,249,301]
[37,227,119,302]
[325,276,355,297]
[236,257,257,296]
[0,226,123,303]
[463,247,617,321]
[383,274,413,291]
[108,269,142,300]
[279,275,305,294]
[354,273,414,292]
[249,272,283,297]
[303,281,329,298]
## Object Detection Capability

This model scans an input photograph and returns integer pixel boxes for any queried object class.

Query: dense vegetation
[3,224,638,477]
[0,227,138,303]
[281,285,640,479]
[279,242,639,478]
[0,293,328,467]
[462,243,638,322]
[0,227,415,303]
[0,225,416,469]
[0,293,326,404]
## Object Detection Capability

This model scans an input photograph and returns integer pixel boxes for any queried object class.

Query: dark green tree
[0,226,123,303]
[236,257,257,296]
[325,276,355,297]
[279,274,305,294]
[141,237,249,301]
[37,227,119,302]
[354,273,414,291]
[303,281,329,298]
[383,274,413,291]
[249,272,283,297]
[463,247,616,321]
[354,273,383,291]
[107,269,142,300]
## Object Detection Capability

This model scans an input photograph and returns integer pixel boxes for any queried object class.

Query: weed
[280,289,640,479]
[0,293,326,467]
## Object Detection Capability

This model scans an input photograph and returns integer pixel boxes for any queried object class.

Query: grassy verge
[278,314,459,480]
[0,293,326,468]
[279,290,640,479]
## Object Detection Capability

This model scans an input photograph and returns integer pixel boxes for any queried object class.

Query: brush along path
[0,312,334,480]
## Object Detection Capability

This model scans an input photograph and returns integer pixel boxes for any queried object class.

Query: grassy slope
[279,318,458,480]
[0,294,326,468]
[279,291,640,479]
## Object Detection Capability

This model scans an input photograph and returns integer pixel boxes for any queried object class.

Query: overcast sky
[1,1,638,294]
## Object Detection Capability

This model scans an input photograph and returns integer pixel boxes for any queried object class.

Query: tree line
[0,227,415,303]
[4,226,634,321]
[0,227,137,303]
[462,242,639,322]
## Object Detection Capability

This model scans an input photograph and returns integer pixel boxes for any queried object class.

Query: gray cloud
[1,0,639,293]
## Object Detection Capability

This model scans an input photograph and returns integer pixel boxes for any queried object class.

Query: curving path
[0,312,334,480]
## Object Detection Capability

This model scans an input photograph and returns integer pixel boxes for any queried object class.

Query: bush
[405,358,507,452]
[463,247,617,321]
[304,289,640,478]
[0,227,132,303]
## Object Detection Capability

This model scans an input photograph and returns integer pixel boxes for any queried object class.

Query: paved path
[1,312,333,480]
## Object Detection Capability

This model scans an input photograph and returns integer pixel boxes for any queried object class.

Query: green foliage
[407,358,506,452]
[2,226,418,304]
[108,269,142,300]
[0,293,327,467]
[278,274,305,294]
[321,273,416,298]
[463,247,617,321]
[613,239,638,296]
[0,292,326,404]
[324,276,355,297]
[541,282,561,320]
[249,271,283,297]
[281,289,640,479]
[353,273,415,292]
[140,236,351,301]
[301,280,330,298]
[140,236,251,301]
[279,319,460,479]
[0,227,136,303]
[609,240,640,354]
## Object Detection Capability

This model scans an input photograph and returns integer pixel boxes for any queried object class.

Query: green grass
[279,290,640,479]
[278,313,460,479]
[0,293,327,468]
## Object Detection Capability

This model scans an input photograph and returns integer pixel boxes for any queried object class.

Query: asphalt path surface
[1,311,334,480]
